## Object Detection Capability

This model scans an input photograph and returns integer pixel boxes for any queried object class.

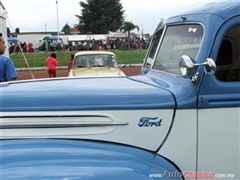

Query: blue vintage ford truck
[1,2,240,180]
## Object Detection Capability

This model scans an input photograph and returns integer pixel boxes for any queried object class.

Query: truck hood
[2,139,182,180]
[1,77,175,111]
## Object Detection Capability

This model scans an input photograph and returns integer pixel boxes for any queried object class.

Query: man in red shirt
[46,53,57,78]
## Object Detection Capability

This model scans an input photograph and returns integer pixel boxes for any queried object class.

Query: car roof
[75,51,115,57]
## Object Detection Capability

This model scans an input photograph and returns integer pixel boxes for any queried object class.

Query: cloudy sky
[1,0,226,34]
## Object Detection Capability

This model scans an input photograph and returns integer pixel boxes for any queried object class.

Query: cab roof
[154,2,240,33]
[176,2,240,20]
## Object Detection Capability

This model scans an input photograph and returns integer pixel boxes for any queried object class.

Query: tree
[76,0,124,34]
[62,23,71,34]
[121,21,139,48]
[15,27,20,34]
[7,27,11,37]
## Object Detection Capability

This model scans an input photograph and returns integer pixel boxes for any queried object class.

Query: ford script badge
[138,117,162,127]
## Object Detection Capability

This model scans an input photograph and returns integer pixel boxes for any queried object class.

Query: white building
[17,33,52,49]
[17,32,68,49]
[0,1,9,56]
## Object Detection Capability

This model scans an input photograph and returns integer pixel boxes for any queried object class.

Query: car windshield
[74,54,118,68]
[152,24,204,75]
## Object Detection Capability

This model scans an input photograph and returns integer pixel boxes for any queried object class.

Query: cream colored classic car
[68,51,125,77]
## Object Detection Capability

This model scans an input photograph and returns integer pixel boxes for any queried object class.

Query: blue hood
[1,77,175,111]
[1,139,183,180]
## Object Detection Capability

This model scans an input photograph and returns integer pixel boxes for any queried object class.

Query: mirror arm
[179,55,216,82]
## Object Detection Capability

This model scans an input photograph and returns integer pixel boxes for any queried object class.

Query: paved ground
[16,66,142,80]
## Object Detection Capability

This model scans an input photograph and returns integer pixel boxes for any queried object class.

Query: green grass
[112,49,146,64]
[10,49,147,68]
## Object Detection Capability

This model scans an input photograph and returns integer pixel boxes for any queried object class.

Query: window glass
[215,25,240,82]
[153,24,203,75]
[143,29,164,70]
[74,54,117,68]
[149,29,163,59]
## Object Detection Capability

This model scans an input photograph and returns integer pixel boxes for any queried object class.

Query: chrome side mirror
[179,55,216,81]
[179,55,197,78]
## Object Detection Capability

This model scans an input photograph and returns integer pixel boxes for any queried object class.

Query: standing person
[67,54,74,73]
[46,52,57,78]
[72,41,76,51]
[0,33,17,82]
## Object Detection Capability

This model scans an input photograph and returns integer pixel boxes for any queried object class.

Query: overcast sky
[1,0,227,34]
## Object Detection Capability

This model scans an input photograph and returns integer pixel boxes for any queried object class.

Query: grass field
[10,49,147,68]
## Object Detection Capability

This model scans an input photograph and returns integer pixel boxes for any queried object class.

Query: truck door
[198,17,240,179]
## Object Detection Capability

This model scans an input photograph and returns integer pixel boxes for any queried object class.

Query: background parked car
[68,51,125,77]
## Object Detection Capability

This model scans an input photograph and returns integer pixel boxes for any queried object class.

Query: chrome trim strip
[1,121,128,129]
[1,115,107,118]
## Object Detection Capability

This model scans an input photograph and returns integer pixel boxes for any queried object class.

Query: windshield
[152,24,203,75]
[74,54,118,68]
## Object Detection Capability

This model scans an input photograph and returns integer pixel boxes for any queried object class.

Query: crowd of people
[68,37,149,51]
[109,37,147,50]
[7,36,150,54]
[9,42,34,54]
[38,40,63,52]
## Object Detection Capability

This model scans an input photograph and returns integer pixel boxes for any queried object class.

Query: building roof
[70,28,80,34]
[18,32,64,35]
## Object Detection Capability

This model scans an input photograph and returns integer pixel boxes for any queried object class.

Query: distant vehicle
[68,51,125,77]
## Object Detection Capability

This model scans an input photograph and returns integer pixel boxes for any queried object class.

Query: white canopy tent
[0,1,9,56]
[67,34,108,42]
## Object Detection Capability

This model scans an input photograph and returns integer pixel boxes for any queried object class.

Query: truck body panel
[1,2,240,179]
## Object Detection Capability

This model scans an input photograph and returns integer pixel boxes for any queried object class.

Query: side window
[215,25,240,82]
[149,29,163,59]
[143,28,163,70]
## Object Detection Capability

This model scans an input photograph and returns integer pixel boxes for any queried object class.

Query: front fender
[2,139,183,180]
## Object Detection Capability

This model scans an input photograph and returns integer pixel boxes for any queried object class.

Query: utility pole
[56,0,60,42]
[45,23,48,52]
[45,23,47,34]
